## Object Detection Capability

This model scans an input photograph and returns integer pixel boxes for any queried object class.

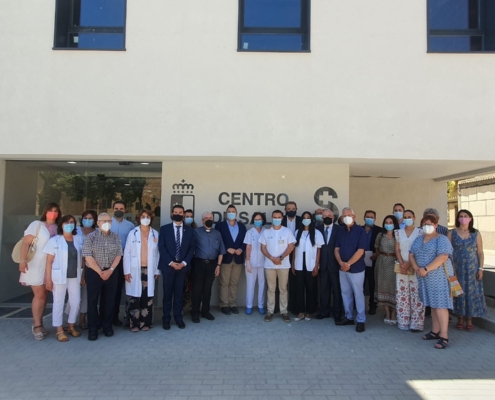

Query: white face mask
[141,217,151,226]
[422,225,435,235]
[343,216,354,226]
[101,222,112,232]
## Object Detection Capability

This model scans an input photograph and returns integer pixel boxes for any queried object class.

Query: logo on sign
[314,187,339,217]
[170,179,195,213]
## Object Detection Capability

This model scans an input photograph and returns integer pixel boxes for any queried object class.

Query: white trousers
[65,284,87,315]
[245,267,265,308]
[53,278,81,327]
[339,270,366,323]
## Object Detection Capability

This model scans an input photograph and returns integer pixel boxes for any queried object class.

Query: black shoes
[356,323,365,333]
[192,315,200,323]
[103,328,114,337]
[221,307,231,315]
[88,330,98,341]
[230,307,239,314]
[335,318,355,326]
[112,318,123,327]
[162,322,171,330]
[315,314,330,320]
[177,321,186,329]
[368,305,377,315]
[201,312,215,321]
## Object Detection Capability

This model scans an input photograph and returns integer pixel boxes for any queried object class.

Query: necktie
[175,226,181,261]
[325,227,329,244]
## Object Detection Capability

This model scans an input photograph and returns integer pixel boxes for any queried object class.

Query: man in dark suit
[315,208,343,322]
[215,205,247,315]
[362,210,382,315]
[158,204,195,330]
[282,201,302,314]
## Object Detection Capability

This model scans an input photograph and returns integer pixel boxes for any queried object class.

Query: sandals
[32,325,45,341]
[466,320,474,331]
[422,331,440,340]
[79,322,88,330]
[66,327,81,337]
[456,317,464,330]
[56,331,69,342]
[293,313,305,322]
[131,327,140,332]
[434,337,449,349]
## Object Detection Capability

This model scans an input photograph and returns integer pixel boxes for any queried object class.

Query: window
[238,0,310,52]
[54,0,126,50]
[428,0,495,52]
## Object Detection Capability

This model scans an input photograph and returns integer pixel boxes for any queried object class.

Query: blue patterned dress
[410,235,454,309]
[451,230,487,317]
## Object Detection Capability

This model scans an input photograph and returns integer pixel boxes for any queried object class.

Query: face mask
[393,211,403,220]
[302,219,311,227]
[422,225,435,235]
[114,210,124,218]
[343,216,354,226]
[204,220,214,228]
[82,218,94,228]
[286,211,296,218]
[46,211,58,221]
[141,217,151,226]
[184,217,194,225]
[404,218,414,227]
[272,218,282,227]
[384,224,394,231]
[227,212,237,221]
[323,217,333,226]
[63,223,74,233]
[172,214,183,222]
[101,222,111,232]
[459,217,471,225]
[253,220,263,228]
[365,218,374,226]
[315,215,323,223]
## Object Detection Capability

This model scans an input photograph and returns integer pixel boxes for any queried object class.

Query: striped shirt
[82,229,123,270]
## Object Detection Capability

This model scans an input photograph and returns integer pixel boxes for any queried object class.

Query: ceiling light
[67,161,77,164]
[140,162,149,165]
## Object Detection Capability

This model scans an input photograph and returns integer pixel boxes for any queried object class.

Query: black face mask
[323,217,333,225]
[204,220,213,228]
[114,210,124,218]
[172,214,183,222]
[286,211,297,218]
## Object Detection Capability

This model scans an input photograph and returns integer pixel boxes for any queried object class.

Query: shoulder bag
[12,221,42,263]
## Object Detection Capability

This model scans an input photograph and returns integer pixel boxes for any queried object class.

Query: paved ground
[1,308,495,400]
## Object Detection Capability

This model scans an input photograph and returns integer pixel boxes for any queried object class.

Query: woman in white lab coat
[44,215,83,342]
[124,210,160,332]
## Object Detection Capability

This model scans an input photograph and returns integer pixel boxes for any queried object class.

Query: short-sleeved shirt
[243,227,266,268]
[336,223,367,273]
[66,240,78,278]
[82,229,123,270]
[259,227,296,269]
[194,227,226,260]
[111,217,135,249]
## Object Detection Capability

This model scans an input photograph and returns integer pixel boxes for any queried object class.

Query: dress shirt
[286,218,296,234]
[111,217,135,249]
[227,221,239,242]
[194,226,226,260]
[173,222,184,244]
[336,223,367,273]
[82,229,123,270]
[323,223,334,245]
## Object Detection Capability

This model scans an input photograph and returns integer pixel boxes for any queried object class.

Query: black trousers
[328,270,343,320]
[191,259,216,316]
[319,267,332,317]
[294,256,318,315]
[162,266,187,324]
[364,265,376,307]
[287,251,296,313]
[86,268,118,332]
[99,258,124,321]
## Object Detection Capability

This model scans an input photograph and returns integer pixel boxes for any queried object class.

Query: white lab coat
[293,230,324,272]
[43,235,83,284]
[123,227,160,297]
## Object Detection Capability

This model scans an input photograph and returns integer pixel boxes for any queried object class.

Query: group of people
[18,200,487,349]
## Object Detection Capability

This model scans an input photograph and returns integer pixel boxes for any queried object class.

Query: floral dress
[452,230,487,318]
[375,233,397,308]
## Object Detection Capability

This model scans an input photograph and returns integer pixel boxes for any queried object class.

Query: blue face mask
[393,211,403,220]
[82,218,93,228]
[63,223,75,233]
[365,218,374,226]
[272,218,282,227]
[254,220,263,228]
[227,212,237,221]
[302,219,311,227]
[315,215,323,222]
[184,217,194,225]
[403,218,414,227]
[384,224,395,231]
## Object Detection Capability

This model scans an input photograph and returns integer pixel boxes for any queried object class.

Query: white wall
[1,0,495,162]
[350,177,447,227]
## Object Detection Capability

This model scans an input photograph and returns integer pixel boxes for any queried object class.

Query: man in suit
[315,208,343,322]
[215,204,247,315]
[158,204,195,330]
[282,201,302,314]
[362,210,383,315]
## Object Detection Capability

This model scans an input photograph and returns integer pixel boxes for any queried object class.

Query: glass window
[54,0,126,50]
[238,0,310,52]
[428,0,495,52]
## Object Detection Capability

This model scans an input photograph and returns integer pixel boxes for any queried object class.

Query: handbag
[12,221,42,263]
[442,262,463,297]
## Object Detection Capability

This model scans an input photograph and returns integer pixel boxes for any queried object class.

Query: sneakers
[264,313,274,322]
[282,313,291,323]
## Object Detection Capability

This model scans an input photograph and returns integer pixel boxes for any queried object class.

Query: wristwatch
[280,256,284,261]
[110,267,115,272]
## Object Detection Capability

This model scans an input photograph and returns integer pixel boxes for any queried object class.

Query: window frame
[427,0,495,53]
[237,0,311,53]
[53,0,127,51]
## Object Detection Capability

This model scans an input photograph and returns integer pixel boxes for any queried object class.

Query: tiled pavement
[1,308,494,400]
